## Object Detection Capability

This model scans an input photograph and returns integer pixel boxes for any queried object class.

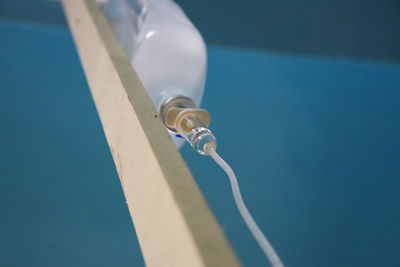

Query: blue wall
[1,18,399,266]
[1,0,400,62]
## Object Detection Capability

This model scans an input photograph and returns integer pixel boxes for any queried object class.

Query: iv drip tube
[160,98,284,266]
[207,147,285,267]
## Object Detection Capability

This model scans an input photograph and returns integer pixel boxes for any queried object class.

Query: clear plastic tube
[207,147,285,267]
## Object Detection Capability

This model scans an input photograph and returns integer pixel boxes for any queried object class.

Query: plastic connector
[166,107,217,155]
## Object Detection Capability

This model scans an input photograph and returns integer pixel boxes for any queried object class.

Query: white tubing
[208,148,285,267]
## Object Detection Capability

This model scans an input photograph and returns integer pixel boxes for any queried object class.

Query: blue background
[1,2,400,266]
[1,0,400,62]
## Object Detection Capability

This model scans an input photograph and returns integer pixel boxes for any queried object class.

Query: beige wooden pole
[61,0,239,266]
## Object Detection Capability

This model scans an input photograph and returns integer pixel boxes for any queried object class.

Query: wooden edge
[61,0,240,266]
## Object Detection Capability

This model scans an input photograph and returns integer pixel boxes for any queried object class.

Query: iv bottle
[99,0,207,147]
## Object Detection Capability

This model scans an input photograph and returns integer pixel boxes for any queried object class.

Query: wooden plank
[61,0,239,266]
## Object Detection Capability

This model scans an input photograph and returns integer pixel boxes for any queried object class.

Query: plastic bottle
[99,0,207,147]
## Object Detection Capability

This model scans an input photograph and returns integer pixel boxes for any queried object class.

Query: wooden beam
[61,0,239,266]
